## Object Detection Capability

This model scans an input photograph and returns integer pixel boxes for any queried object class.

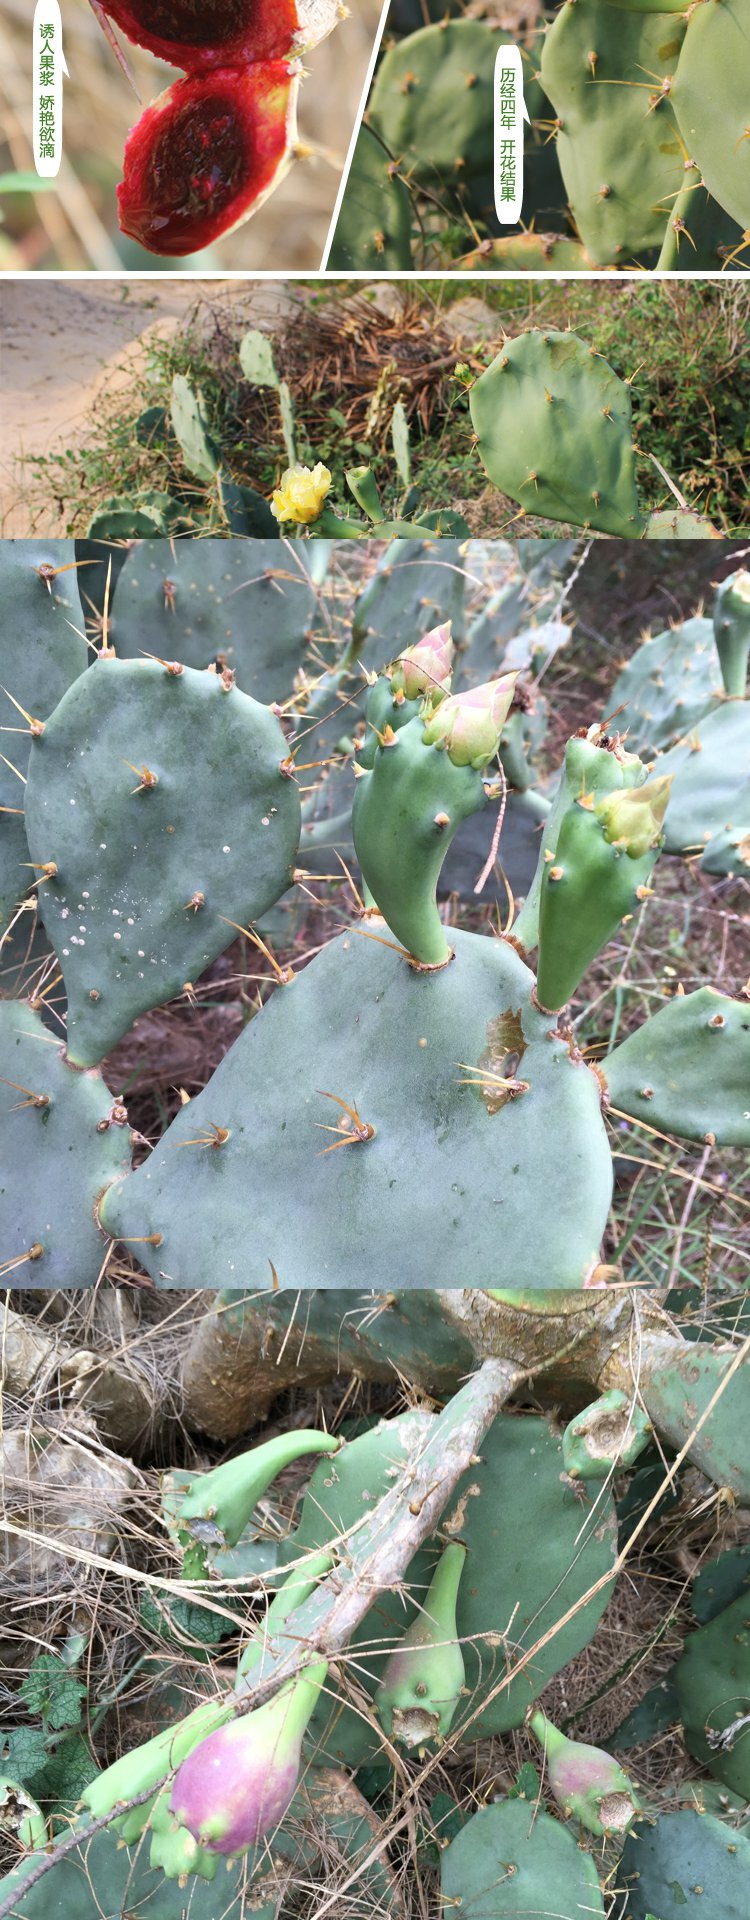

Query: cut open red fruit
[103,0,300,72]
[118,64,296,256]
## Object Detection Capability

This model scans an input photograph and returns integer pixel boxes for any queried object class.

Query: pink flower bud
[390,624,454,702]
[422,675,518,770]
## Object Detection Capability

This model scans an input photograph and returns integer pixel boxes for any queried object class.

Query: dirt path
[0,279,296,534]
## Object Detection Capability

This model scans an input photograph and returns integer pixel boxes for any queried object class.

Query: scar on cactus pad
[93,2,344,256]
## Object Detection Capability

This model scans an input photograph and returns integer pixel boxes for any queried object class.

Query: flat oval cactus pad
[24,658,301,1066]
[100,923,613,1290]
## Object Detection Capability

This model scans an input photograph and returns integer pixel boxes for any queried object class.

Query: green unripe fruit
[375,1542,466,1748]
[562,1391,652,1481]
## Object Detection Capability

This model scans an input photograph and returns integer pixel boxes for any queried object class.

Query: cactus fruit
[170,1662,328,1853]
[671,0,750,235]
[529,1710,639,1836]
[99,539,317,702]
[118,65,298,256]
[99,923,614,1291]
[534,773,671,1011]
[0,1001,131,1290]
[24,657,301,1066]
[714,569,750,699]
[326,125,413,271]
[441,1798,605,1919]
[352,679,517,963]
[0,543,87,938]
[102,0,301,72]
[658,702,750,877]
[470,331,645,538]
[562,1391,652,1481]
[375,1542,466,1748]
[675,1593,750,1802]
[602,987,750,1149]
[164,1430,341,1552]
[539,3,687,266]
[618,1809,750,1920]
[606,615,723,758]
[513,726,648,952]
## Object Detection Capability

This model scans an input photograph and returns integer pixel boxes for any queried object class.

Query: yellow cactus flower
[270,463,332,526]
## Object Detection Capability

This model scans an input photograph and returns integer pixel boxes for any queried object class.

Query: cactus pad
[100,924,613,1289]
[0,543,86,937]
[368,24,522,186]
[659,701,750,877]
[327,125,413,271]
[672,0,750,234]
[607,617,722,758]
[675,1593,750,1801]
[618,1809,750,1920]
[0,1001,131,1290]
[470,331,645,538]
[441,1798,605,1918]
[24,657,300,1065]
[104,539,316,701]
[603,987,750,1148]
[540,2,686,265]
[0,1826,247,1920]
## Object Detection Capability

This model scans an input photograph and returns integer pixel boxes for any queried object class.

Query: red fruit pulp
[117,65,294,256]
[104,0,300,72]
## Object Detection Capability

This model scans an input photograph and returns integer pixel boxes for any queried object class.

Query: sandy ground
[0,278,304,533]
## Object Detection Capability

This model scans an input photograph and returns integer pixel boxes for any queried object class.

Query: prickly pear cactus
[539,2,687,266]
[606,615,723,757]
[0,1825,247,1920]
[0,1000,131,1290]
[618,1809,750,1920]
[0,543,87,937]
[96,539,318,701]
[658,702,750,877]
[675,1593,750,1800]
[671,0,750,235]
[286,1409,617,1765]
[442,1798,605,1918]
[24,657,301,1065]
[368,23,537,185]
[603,987,750,1148]
[99,924,614,1290]
[470,331,645,537]
[327,125,413,271]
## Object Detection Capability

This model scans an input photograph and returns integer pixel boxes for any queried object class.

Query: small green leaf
[20,1655,85,1730]
[2,1727,49,1785]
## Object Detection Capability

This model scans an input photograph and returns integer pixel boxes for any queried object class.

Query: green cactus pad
[100,924,613,1290]
[540,2,686,265]
[618,1809,750,1920]
[637,1334,750,1505]
[0,542,87,937]
[327,124,413,270]
[675,1593,750,1800]
[0,1001,131,1290]
[288,1410,617,1765]
[441,1798,605,1918]
[714,570,750,699]
[672,0,750,233]
[368,23,539,186]
[607,617,722,758]
[24,657,301,1065]
[470,331,645,538]
[103,539,317,702]
[0,1821,250,1919]
[603,987,750,1148]
[645,508,721,538]
[657,700,750,878]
